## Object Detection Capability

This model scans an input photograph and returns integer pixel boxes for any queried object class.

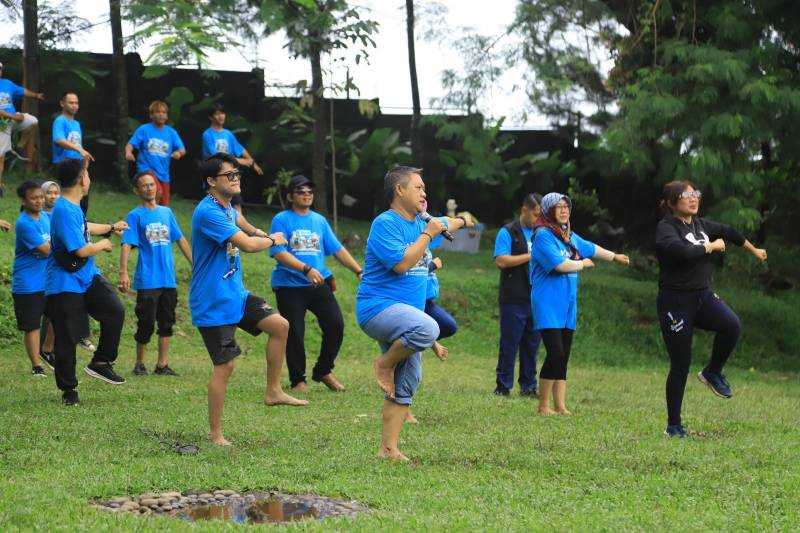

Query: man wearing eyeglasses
[269,175,362,393]
[190,153,308,447]
[0,61,44,198]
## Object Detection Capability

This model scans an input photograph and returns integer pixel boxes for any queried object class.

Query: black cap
[288,175,314,191]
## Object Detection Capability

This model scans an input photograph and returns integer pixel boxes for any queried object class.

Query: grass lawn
[0,178,798,530]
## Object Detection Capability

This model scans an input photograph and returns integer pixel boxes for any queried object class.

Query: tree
[109,0,129,188]
[405,0,422,163]
[21,0,40,169]
[259,0,378,214]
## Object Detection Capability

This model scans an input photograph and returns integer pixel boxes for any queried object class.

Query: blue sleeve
[199,206,239,247]
[268,214,289,257]
[128,126,143,149]
[12,82,24,99]
[571,232,596,259]
[121,211,139,247]
[16,219,45,250]
[322,219,342,256]
[171,128,185,151]
[52,117,66,142]
[493,228,512,258]
[430,234,444,250]
[169,210,183,242]
[230,132,245,157]
[532,230,566,273]
[368,217,407,270]
[201,131,214,158]
[60,211,88,254]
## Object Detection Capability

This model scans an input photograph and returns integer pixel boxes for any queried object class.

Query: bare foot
[405,411,419,424]
[319,373,346,392]
[377,446,409,461]
[555,407,573,416]
[432,341,448,361]
[537,406,556,416]
[209,434,232,446]
[264,391,309,406]
[291,381,309,393]
[373,359,395,399]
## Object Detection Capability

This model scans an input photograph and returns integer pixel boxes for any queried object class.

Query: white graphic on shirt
[145,222,170,246]
[67,130,82,147]
[684,231,710,246]
[0,92,11,109]
[226,242,240,261]
[290,229,321,255]
[146,137,170,157]
[214,138,230,154]
[405,246,431,276]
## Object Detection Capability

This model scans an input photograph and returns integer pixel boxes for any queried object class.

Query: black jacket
[654,215,745,291]
[498,220,532,305]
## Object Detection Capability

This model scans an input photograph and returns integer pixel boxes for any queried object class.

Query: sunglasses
[216,170,242,182]
[294,188,314,195]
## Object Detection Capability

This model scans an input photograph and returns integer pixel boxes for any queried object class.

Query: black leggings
[539,328,574,380]
[657,289,741,426]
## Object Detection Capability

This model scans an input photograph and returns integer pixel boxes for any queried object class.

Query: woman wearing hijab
[655,181,766,438]
[530,192,630,415]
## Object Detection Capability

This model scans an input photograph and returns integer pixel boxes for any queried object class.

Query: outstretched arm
[334,247,362,277]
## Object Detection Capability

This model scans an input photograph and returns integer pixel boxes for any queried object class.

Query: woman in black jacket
[655,181,767,438]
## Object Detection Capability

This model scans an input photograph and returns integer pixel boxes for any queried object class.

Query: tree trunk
[22,0,40,169]
[109,0,130,188]
[406,0,422,164]
[310,43,328,214]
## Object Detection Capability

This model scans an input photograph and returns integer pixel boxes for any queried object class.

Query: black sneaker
[40,351,55,370]
[62,389,79,406]
[664,424,688,438]
[153,365,178,376]
[520,387,538,398]
[32,365,46,377]
[493,386,510,397]
[133,362,148,376]
[698,368,732,399]
[85,362,126,385]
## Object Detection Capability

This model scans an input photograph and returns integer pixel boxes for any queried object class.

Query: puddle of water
[177,497,317,524]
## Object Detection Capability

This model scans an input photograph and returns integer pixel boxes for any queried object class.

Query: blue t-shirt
[128,123,185,183]
[269,210,342,288]
[530,229,596,330]
[425,235,444,301]
[189,196,249,327]
[45,197,101,295]
[52,115,84,163]
[122,205,183,290]
[356,211,446,326]
[493,225,534,257]
[12,211,51,294]
[0,78,24,113]
[202,127,244,158]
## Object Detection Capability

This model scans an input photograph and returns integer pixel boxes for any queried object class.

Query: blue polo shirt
[530,228,596,330]
[189,196,248,327]
[356,210,446,326]
[45,197,101,295]
[52,115,84,163]
[122,205,183,290]
[128,123,185,183]
[0,78,24,113]
[269,209,342,288]
[13,211,51,294]
[202,127,244,158]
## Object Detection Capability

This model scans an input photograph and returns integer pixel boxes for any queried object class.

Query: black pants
[539,328,574,380]
[134,288,177,344]
[657,288,741,425]
[273,278,344,386]
[46,275,125,391]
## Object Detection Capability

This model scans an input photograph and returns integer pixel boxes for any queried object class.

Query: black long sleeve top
[654,215,746,291]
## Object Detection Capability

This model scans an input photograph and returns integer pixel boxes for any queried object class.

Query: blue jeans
[361,303,439,405]
[424,299,458,339]
[496,303,541,392]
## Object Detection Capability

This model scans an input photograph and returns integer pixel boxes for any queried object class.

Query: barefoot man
[190,153,307,446]
[356,166,467,460]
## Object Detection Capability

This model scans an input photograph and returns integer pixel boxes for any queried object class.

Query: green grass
[1,175,798,530]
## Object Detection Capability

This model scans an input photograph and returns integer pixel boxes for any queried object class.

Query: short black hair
[208,103,225,117]
[132,170,157,188]
[17,180,42,200]
[57,158,85,188]
[60,90,78,101]
[199,152,239,188]
[383,165,422,205]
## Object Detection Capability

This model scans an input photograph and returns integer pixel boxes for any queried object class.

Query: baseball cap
[288,175,314,191]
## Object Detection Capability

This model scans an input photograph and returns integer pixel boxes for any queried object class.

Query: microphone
[419,211,454,242]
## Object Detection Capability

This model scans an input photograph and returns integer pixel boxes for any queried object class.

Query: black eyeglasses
[216,170,242,182]
[294,188,314,195]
